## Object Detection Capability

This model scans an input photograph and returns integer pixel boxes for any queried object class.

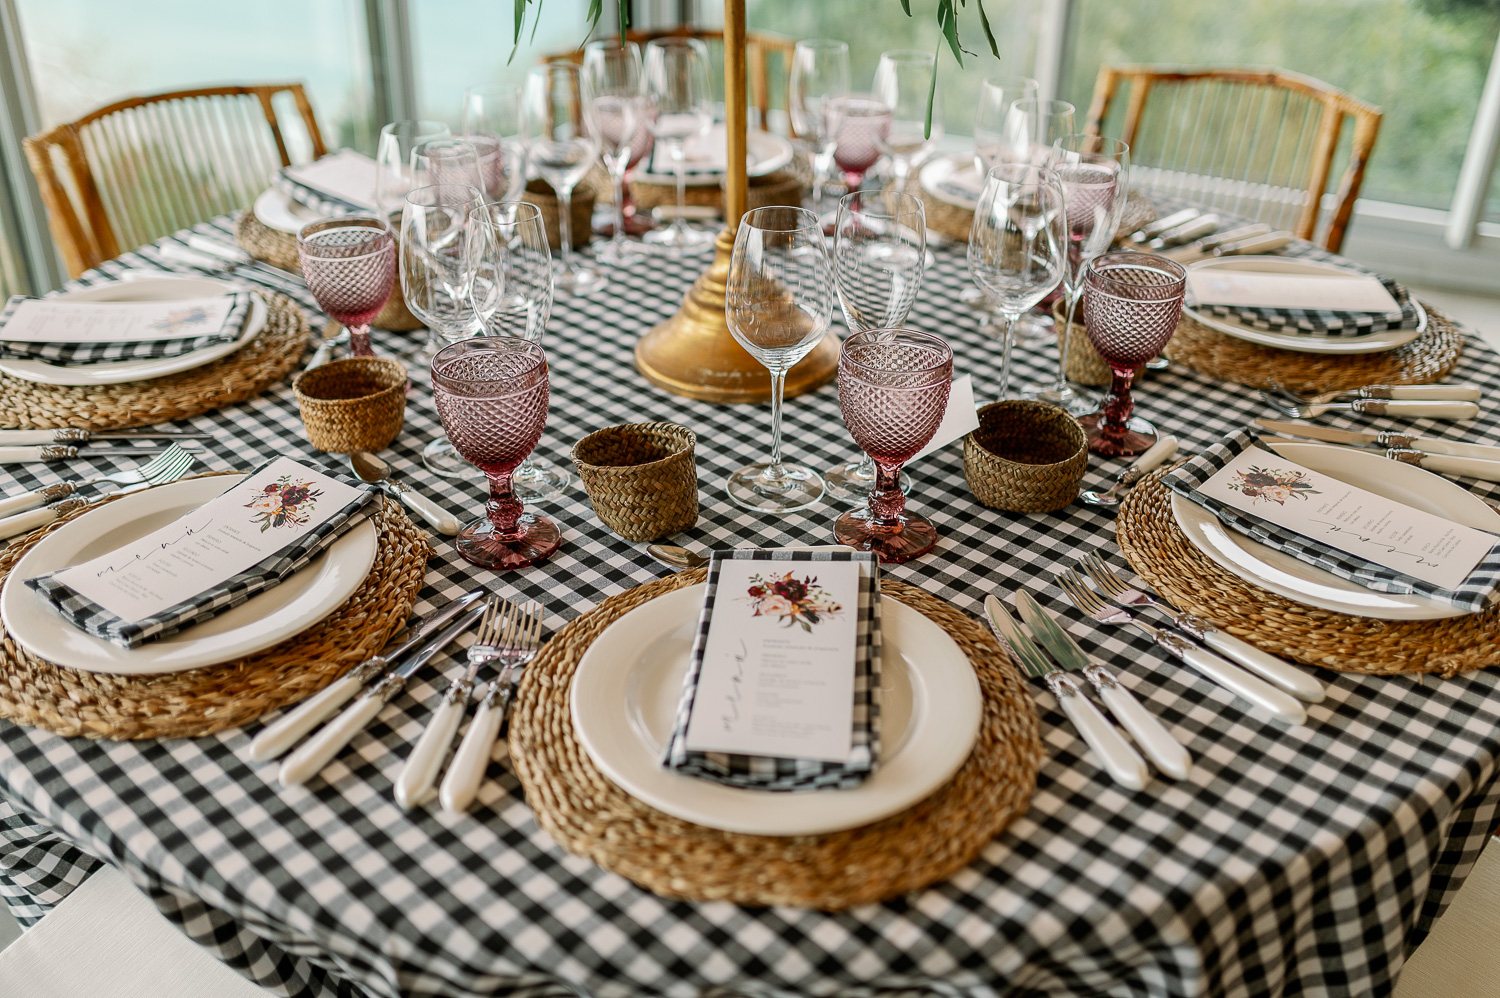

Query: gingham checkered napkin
[25,457,382,649]
[0,292,255,365]
[1162,428,1500,613]
[1191,273,1420,338]
[662,549,882,791]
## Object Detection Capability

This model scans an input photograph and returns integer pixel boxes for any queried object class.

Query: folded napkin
[0,292,255,365]
[27,456,382,648]
[1163,428,1500,613]
[1192,271,1420,338]
[662,548,882,792]
[273,149,380,216]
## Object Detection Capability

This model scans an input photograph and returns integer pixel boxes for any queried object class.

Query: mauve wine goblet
[827,94,891,194]
[1077,251,1187,457]
[297,216,397,358]
[431,336,561,569]
[834,327,953,563]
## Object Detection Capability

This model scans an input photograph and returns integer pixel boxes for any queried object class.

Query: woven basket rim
[293,357,408,406]
[572,422,696,471]
[969,400,1087,470]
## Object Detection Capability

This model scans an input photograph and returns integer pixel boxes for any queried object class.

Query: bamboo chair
[25,83,326,277]
[1084,66,1382,253]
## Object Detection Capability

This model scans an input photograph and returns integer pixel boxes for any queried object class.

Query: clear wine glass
[582,39,645,265]
[826,94,891,194]
[460,83,526,200]
[642,37,715,254]
[524,63,607,296]
[724,206,835,512]
[825,190,926,503]
[834,328,952,563]
[451,134,507,201]
[1001,98,1076,167]
[873,50,941,195]
[297,216,397,358]
[401,183,485,364]
[374,120,450,219]
[432,336,561,569]
[1022,134,1131,416]
[411,138,486,192]
[789,38,850,208]
[972,75,1039,173]
[967,164,1067,400]
[1078,251,1187,456]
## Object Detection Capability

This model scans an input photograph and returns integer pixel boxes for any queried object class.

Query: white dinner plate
[918,155,983,211]
[635,128,796,186]
[0,277,267,387]
[253,186,324,234]
[0,475,378,674]
[1183,256,1425,354]
[1171,440,1500,620]
[570,584,982,836]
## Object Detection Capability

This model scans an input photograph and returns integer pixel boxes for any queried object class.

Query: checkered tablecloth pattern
[0,213,1498,998]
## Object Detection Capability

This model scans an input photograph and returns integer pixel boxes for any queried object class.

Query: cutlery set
[1125,210,1292,261]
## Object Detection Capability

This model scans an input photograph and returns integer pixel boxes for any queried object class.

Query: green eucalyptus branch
[507,0,629,65]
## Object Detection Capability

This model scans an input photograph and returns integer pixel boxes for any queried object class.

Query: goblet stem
[1056,288,1081,395]
[1099,363,1138,438]
[556,187,576,274]
[485,471,524,537]
[996,312,1018,401]
[349,325,374,358]
[672,143,689,243]
[764,368,788,485]
[867,462,907,526]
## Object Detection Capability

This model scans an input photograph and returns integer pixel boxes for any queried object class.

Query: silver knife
[250,588,486,761]
[1130,208,1199,243]
[1015,590,1192,780]
[984,595,1148,790]
[278,599,489,786]
[1255,418,1500,460]
[0,429,216,445]
[0,445,178,463]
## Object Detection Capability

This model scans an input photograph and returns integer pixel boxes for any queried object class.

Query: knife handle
[0,502,73,540]
[249,676,363,762]
[279,695,383,787]
[394,695,467,809]
[0,483,74,517]
[392,483,461,536]
[0,446,74,463]
[1085,668,1192,780]
[1402,451,1500,483]
[1354,399,1479,419]
[1375,384,1482,402]
[1157,634,1307,725]
[1047,673,1148,790]
[1214,231,1292,256]
[439,689,506,814]
[1196,628,1325,703]
[0,430,59,446]
[1410,436,1500,461]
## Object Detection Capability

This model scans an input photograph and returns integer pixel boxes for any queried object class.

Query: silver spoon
[647,544,706,570]
[349,451,461,535]
[305,321,349,370]
[1078,434,1179,508]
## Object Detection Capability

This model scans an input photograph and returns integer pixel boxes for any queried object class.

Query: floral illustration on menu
[244,476,323,532]
[149,305,212,335]
[1227,466,1322,506]
[742,571,844,632]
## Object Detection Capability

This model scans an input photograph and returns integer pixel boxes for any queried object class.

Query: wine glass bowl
[973,75,1039,173]
[297,216,397,358]
[582,40,645,263]
[524,63,607,295]
[411,138,485,191]
[826,95,891,193]
[374,120,450,219]
[873,50,941,194]
[460,83,525,200]
[789,38,850,206]
[642,37,716,254]
[399,183,484,356]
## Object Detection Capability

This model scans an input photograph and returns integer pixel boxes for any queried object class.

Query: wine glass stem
[556,187,576,274]
[1057,288,1082,394]
[610,165,628,250]
[1099,364,1138,436]
[764,368,788,485]
[997,313,1018,400]
[349,325,374,358]
[672,142,688,240]
[867,462,906,526]
[486,471,524,537]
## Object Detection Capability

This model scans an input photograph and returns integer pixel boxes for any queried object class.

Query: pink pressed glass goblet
[297,217,397,358]
[826,94,891,193]
[834,328,953,563]
[432,336,561,570]
[1077,251,1187,457]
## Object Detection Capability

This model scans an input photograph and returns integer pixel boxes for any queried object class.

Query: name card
[283,150,380,211]
[1187,270,1400,312]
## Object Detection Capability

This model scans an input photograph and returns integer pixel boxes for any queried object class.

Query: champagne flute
[724,206,835,512]
[374,120,450,219]
[524,63,607,296]
[582,39,646,265]
[642,37,715,254]
[297,216,397,359]
[967,164,1067,400]
[401,183,484,364]
[825,190,926,503]
[826,94,891,194]
[873,50,941,194]
[460,83,526,200]
[789,39,850,207]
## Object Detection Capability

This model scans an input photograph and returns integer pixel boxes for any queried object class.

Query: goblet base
[514,456,572,502]
[455,512,561,570]
[554,265,609,297]
[1010,312,1054,347]
[833,508,937,563]
[823,459,912,504]
[644,223,716,254]
[423,439,486,480]
[1017,382,1100,416]
[726,462,825,513]
[593,239,641,265]
[1078,412,1158,457]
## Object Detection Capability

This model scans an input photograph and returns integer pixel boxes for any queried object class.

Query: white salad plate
[638,128,796,186]
[1183,256,1425,355]
[0,475,378,675]
[570,583,982,837]
[0,277,267,387]
[1171,440,1500,620]
[253,187,324,235]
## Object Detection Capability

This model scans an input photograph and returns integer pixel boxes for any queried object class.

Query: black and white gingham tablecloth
[0,214,1498,998]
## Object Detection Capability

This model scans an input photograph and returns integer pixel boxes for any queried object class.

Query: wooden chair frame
[24,83,326,277]
[1085,66,1382,253]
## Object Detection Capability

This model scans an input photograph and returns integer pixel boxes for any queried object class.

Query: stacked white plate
[635,127,796,187]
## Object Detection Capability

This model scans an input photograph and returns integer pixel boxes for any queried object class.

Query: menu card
[1186,270,1400,312]
[280,150,380,212]
[27,456,382,648]
[0,296,236,344]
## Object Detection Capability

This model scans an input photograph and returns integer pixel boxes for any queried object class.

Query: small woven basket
[572,422,698,542]
[525,179,596,251]
[964,401,1088,513]
[1050,300,1113,387]
[292,357,407,454]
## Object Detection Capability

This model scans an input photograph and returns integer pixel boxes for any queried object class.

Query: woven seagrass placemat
[1116,472,1500,677]
[1165,304,1464,392]
[0,290,308,431]
[910,175,1157,245]
[0,473,431,739]
[509,568,1043,910]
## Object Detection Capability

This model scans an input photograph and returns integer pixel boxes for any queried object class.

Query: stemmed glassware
[826,94,891,194]
[523,63,606,295]
[972,75,1039,173]
[582,40,646,264]
[1001,99,1076,166]
[1078,251,1187,456]
[788,39,850,207]
[460,83,526,200]
[411,138,485,191]
[1026,134,1131,416]
[431,336,561,569]
[724,206,835,512]
[297,216,397,359]
[401,183,485,361]
[834,328,953,563]
[872,50,941,194]
[824,190,926,502]
[374,120,450,219]
[967,164,1067,400]
[642,37,715,254]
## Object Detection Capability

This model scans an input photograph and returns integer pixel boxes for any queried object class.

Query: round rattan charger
[0,290,308,431]
[0,474,431,739]
[1116,472,1500,677]
[509,568,1043,910]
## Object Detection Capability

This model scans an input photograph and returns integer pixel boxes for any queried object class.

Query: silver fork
[0,444,199,540]
[439,601,543,814]
[394,596,509,809]
[1055,570,1307,726]
[1257,390,1478,421]
[1267,380,1480,406]
[1080,554,1325,703]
